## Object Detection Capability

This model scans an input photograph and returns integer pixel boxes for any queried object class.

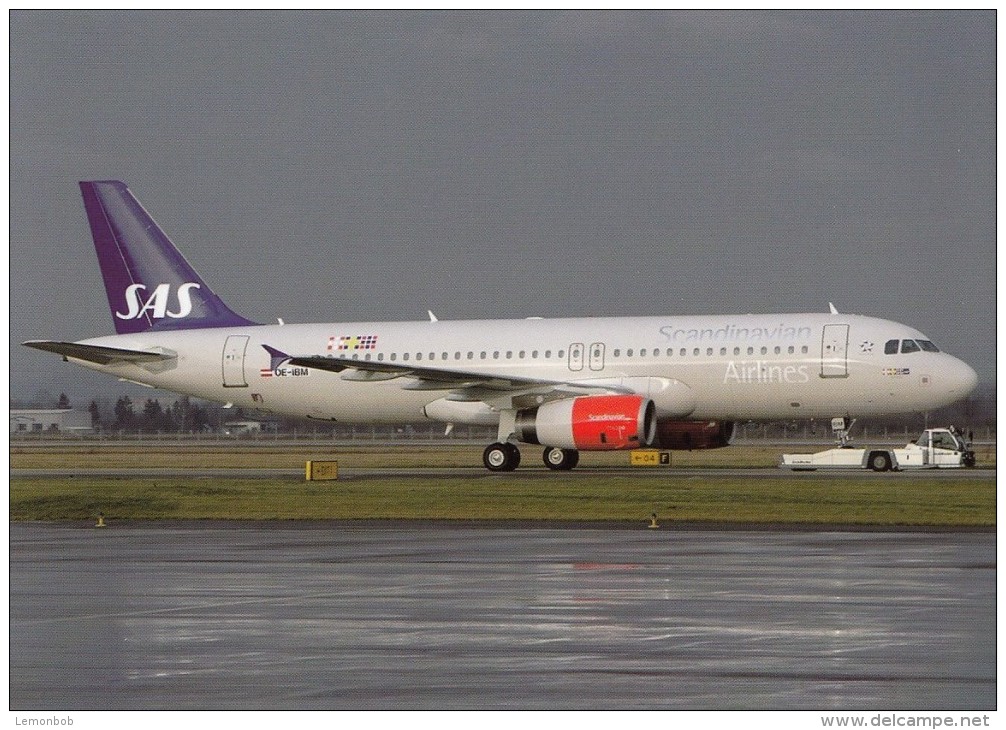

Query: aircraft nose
[949,358,979,397]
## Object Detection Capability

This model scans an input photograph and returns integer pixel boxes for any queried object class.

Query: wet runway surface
[10,523,995,710]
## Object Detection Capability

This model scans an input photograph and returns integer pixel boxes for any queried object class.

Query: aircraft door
[589,342,605,371]
[222,335,250,387]
[568,343,584,372]
[820,324,849,378]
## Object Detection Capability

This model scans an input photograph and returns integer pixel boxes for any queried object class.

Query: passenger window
[901,340,920,354]
[403,353,410,361]
[788,346,794,354]
[416,353,423,361]
[801,346,808,354]
[640,348,647,356]
[885,340,899,355]
[774,346,781,355]
[614,349,621,357]
[680,348,686,357]
[706,348,713,356]
[733,347,740,356]
[747,347,754,356]
[760,347,767,355]
[693,348,700,356]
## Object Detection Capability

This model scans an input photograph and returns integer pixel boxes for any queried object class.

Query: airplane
[24,181,979,471]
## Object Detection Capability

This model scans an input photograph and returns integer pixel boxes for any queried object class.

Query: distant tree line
[11,383,998,437]
[89,395,216,434]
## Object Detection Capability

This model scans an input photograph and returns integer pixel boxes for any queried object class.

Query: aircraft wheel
[484,442,520,472]
[543,446,579,471]
[505,443,521,469]
[868,451,892,472]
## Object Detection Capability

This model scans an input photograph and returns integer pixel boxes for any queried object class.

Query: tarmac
[9,522,996,710]
[10,466,997,479]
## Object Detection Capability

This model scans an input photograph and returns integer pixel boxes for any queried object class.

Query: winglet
[428,310,439,322]
[828,302,840,315]
[262,344,292,371]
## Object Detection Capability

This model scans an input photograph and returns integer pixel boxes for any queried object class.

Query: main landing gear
[483,443,581,472]
[542,446,579,471]
[483,442,521,472]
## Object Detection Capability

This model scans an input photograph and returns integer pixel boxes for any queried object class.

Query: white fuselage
[70,312,977,425]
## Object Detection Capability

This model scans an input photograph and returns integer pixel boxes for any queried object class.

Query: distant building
[221,420,263,436]
[10,409,93,434]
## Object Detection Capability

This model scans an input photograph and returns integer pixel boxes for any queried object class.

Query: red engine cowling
[653,420,736,450]
[516,395,656,451]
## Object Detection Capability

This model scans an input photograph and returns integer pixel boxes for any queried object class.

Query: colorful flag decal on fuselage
[328,335,379,351]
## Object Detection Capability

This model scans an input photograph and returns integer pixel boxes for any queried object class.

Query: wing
[263,345,629,408]
[23,340,176,366]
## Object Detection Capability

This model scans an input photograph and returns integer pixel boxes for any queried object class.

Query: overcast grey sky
[10,10,996,402]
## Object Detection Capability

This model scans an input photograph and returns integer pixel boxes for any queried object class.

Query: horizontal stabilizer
[22,340,176,366]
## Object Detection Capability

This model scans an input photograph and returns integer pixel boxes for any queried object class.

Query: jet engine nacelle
[515,394,656,451]
[654,420,736,450]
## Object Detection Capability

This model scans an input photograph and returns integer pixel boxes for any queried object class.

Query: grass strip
[10,474,995,527]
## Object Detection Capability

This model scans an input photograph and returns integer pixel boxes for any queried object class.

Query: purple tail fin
[80,181,256,334]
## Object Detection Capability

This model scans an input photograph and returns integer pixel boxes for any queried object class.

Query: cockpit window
[886,339,939,355]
